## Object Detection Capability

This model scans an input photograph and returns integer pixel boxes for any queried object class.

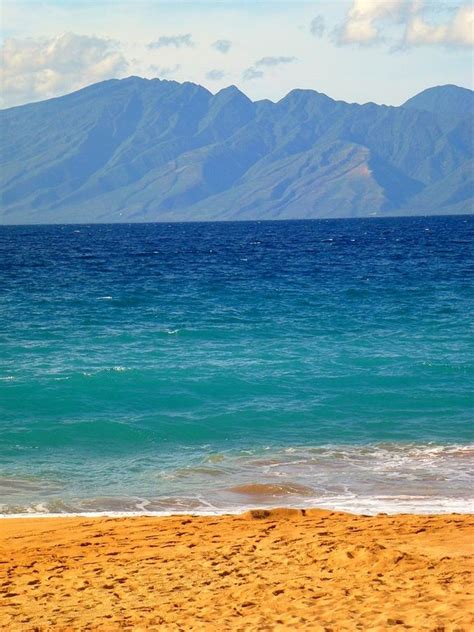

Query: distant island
[0,78,472,224]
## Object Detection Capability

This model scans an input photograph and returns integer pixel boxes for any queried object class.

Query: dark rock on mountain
[0,78,472,223]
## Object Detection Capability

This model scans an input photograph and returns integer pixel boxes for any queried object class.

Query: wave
[1,495,473,519]
[1,442,472,517]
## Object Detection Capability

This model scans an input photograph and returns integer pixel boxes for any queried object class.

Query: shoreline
[1,504,474,520]
[2,443,472,520]
[2,508,472,630]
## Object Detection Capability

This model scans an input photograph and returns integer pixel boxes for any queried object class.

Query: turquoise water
[1,216,473,515]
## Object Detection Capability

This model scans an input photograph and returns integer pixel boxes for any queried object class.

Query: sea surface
[1,216,473,516]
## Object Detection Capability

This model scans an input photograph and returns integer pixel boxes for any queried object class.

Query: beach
[1,509,472,631]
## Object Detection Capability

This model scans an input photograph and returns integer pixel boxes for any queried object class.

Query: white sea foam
[1,495,473,520]
[1,443,472,518]
[81,366,129,377]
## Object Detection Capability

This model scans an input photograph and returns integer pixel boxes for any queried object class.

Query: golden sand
[1,509,473,631]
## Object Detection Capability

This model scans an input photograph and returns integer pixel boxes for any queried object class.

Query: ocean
[1,216,473,516]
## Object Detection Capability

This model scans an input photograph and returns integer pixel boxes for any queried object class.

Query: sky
[1,0,473,109]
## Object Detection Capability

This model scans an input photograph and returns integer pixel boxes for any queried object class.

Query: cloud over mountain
[149,64,181,78]
[336,0,410,46]
[405,5,474,48]
[1,1,471,110]
[212,39,232,54]
[148,34,195,49]
[310,15,325,38]
[255,56,297,68]
[0,33,128,108]
[206,69,226,81]
[243,56,297,81]
[336,0,474,49]
[242,67,264,81]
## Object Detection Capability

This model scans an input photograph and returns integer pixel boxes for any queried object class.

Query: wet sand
[1,508,472,631]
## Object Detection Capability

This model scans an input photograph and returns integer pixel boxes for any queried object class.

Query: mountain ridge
[1,78,472,224]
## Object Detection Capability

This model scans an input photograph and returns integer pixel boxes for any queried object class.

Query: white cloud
[206,69,226,81]
[243,56,297,82]
[212,39,232,54]
[405,4,474,48]
[149,64,181,79]
[255,56,297,67]
[242,67,264,81]
[310,15,325,38]
[0,32,128,108]
[147,34,195,49]
[336,1,474,49]
[336,0,409,46]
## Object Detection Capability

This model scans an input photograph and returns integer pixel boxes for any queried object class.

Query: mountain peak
[281,88,327,99]
[217,84,241,94]
[276,88,336,116]
[214,85,251,102]
[403,84,473,118]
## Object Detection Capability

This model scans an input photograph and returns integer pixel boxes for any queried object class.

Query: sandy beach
[1,509,472,631]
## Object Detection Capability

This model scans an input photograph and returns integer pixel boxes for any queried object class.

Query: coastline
[3,442,472,518]
[1,498,473,520]
[2,509,472,630]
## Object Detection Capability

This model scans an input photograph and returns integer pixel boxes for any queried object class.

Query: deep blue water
[0,216,473,515]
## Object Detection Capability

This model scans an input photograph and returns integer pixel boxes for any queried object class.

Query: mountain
[402,84,474,119]
[0,78,472,224]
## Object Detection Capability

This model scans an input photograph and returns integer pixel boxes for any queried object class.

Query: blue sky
[1,1,473,108]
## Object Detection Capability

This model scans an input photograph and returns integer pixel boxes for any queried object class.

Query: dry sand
[1,508,472,631]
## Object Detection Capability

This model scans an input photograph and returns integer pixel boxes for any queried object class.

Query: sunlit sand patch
[1,510,472,631]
